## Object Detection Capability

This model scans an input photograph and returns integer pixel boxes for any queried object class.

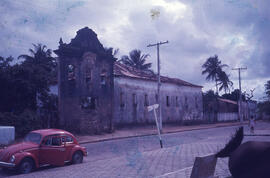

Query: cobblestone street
[1,122,270,178]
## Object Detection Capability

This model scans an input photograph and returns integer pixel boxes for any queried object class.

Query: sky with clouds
[1,0,270,101]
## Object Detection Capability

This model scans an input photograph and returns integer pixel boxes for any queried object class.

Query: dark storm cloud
[0,0,269,100]
[175,0,270,99]
[187,0,270,79]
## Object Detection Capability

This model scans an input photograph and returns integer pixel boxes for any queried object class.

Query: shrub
[0,110,42,138]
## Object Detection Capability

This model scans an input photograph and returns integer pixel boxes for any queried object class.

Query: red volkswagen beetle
[0,129,87,174]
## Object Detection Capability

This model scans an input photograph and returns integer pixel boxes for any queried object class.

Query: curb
[79,122,247,145]
[244,134,270,136]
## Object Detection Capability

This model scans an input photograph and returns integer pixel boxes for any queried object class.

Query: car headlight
[10,155,15,163]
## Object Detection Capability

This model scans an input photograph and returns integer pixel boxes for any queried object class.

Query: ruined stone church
[54,27,203,134]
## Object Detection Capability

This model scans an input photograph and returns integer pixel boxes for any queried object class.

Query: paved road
[1,122,270,178]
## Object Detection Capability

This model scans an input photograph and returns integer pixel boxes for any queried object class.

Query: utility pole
[147,40,169,132]
[232,67,247,123]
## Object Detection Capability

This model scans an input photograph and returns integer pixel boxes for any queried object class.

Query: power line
[147,40,169,132]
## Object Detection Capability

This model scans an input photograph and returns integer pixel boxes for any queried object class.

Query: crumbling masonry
[55,27,203,134]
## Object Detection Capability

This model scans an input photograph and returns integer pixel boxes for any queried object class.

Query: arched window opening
[100,69,107,85]
[67,64,75,80]
[81,96,98,110]
[85,66,91,82]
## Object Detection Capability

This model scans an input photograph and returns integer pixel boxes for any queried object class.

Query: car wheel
[72,151,83,164]
[18,158,34,174]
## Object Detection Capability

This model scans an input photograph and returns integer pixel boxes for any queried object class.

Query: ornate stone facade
[54,27,114,134]
[55,27,203,134]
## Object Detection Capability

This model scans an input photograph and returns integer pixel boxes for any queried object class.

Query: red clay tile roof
[218,98,238,105]
[114,62,202,88]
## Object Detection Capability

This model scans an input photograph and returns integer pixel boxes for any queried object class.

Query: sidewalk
[77,121,248,144]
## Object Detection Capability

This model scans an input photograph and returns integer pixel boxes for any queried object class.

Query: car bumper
[0,161,15,168]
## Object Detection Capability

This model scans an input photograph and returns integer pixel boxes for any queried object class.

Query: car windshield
[24,132,42,144]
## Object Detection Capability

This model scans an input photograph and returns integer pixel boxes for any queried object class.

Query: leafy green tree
[39,94,58,128]
[18,43,55,65]
[222,89,246,101]
[0,110,42,137]
[0,56,13,68]
[0,56,14,112]
[0,44,58,136]
[202,90,219,123]
[203,90,218,104]
[0,56,34,112]
[18,43,57,81]
[202,55,228,94]
[257,80,270,119]
[120,49,152,71]
[18,43,56,106]
[265,80,270,100]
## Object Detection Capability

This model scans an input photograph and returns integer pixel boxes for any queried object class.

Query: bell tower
[54,27,115,134]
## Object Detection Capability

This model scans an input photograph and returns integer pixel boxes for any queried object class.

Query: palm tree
[202,55,228,94]
[120,49,152,71]
[18,43,56,82]
[217,71,233,93]
[18,43,56,110]
[18,43,55,67]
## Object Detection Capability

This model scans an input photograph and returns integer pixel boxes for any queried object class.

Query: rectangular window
[185,96,188,109]
[155,94,158,103]
[120,92,125,108]
[195,96,198,109]
[133,94,137,106]
[144,94,149,106]
[176,96,179,107]
[68,64,75,80]
[65,136,73,143]
[166,96,170,107]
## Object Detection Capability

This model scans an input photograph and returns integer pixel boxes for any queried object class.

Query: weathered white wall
[217,113,238,122]
[114,77,203,125]
[0,126,15,145]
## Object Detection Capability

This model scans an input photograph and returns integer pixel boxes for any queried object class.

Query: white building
[113,62,203,126]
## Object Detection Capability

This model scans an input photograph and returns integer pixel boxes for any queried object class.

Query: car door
[63,135,75,162]
[39,135,66,166]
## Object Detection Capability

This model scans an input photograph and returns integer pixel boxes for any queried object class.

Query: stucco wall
[217,113,238,122]
[113,77,203,125]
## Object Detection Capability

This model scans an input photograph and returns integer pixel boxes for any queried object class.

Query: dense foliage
[265,80,270,99]
[0,110,42,137]
[221,89,246,102]
[0,44,58,137]
[257,80,270,119]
